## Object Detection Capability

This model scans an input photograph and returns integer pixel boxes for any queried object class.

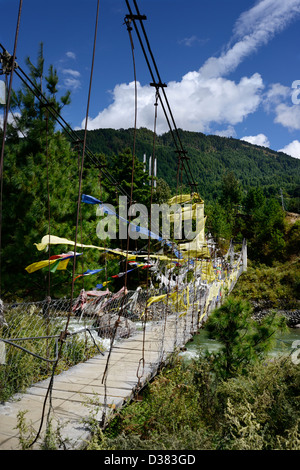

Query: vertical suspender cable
[69,0,100,316]
[28,0,101,448]
[45,110,51,300]
[101,16,139,407]
[130,0,198,193]
[0,0,23,179]
[0,0,23,296]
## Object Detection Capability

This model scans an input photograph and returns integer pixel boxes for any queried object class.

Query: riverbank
[253,309,300,327]
[231,258,300,313]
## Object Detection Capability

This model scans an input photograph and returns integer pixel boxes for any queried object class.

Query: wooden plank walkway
[0,308,198,450]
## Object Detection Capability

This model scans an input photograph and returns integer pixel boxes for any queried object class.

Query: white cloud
[274,103,300,131]
[0,111,24,137]
[241,133,270,147]
[0,110,21,128]
[66,51,76,60]
[84,73,264,134]
[62,68,81,78]
[262,81,300,132]
[263,82,291,112]
[62,68,81,91]
[214,126,237,138]
[278,140,300,158]
[200,0,300,78]
[64,77,81,91]
[178,36,208,47]
[81,0,300,133]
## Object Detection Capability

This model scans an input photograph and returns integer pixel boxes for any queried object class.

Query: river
[179,327,300,362]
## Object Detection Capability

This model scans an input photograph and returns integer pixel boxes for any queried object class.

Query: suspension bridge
[0,0,249,450]
[0,241,246,450]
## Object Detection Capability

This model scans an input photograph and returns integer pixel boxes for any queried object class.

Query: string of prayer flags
[49,252,83,273]
[81,194,183,259]
[74,268,104,281]
[25,259,60,273]
[95,280,112,289]
[35,234,112,253]
[34,234,182,262]
[93,262,152,289]
[82,193,163,243]
[111,268,135,278]
[25,252,82,274]
[34,234,136,259]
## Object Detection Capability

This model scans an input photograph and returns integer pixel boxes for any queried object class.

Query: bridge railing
[0,241,247,403]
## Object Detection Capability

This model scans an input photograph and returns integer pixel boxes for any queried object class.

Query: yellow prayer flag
[25,259,58,273]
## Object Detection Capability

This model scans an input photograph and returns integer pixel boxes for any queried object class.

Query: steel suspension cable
[0,49,133,204]
[127,0,198,192]
[101,16,139,402]
[28,0,101,448]
[0,0,23,297]
[0,0,23,180]
[1,25,181,247]
[137,90,159,385]
[9,62,168,245]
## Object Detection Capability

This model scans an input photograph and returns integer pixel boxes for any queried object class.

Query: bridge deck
[0,310,197,450]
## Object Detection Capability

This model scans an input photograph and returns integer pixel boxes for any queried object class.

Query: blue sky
[1,0,300,158]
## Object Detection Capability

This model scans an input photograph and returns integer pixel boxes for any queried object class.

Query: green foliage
[90,355,300,451]
[0,307,102,402]
[233,258,300,309]
[205,202,233,244]
[204,297,287,379]
[216,358,300,450]
[2,49,151,299]
[207,183,291,264]
[106,147,151,207]
[74,128,300,209]
[1,123,104,299]
[90,356,217,451]
[86,300,296,451]
[16,411,67,450]
[220,171,243,209]
[152,178,171,204]
[286,219,300,256]
[242,190,286,263]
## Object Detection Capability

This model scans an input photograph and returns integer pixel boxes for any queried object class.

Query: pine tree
[205,297,287,379]
[1,46,101,300]
[107,148,151,207]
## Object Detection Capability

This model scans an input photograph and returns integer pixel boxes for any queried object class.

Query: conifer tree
[205,297,287,379]
[1,45,100,300]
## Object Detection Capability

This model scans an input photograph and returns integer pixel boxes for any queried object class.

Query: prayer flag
[25,252,82,273]
[74,268,103,281]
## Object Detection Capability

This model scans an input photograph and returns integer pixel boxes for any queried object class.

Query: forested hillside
[1,47,299,301]
[74,127,300,211]
[2,119,299,300]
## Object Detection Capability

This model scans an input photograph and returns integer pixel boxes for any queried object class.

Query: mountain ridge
[73,127,300,206]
